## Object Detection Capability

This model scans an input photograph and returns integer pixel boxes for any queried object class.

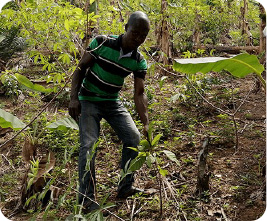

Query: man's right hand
[68,99,81,122]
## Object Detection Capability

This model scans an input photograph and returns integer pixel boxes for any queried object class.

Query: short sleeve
[133,59,147,79]
[86,35,106,58]
[87,38,99,51]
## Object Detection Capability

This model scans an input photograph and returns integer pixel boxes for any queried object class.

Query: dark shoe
[82,201,100,214]
[82,201,112,217]
[116,187,144,199]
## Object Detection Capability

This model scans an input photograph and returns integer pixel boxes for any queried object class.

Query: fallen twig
[130,198,136,221]
[221,207,229,221]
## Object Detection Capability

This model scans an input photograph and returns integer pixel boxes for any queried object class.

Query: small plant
[196,49,205,57]
[0,70,22,98]
[216,114,235,142]
[182,50,196,58]
[159,76,168,90]
[121,122,180,217]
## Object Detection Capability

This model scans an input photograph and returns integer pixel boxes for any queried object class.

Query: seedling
[120,122,180,218]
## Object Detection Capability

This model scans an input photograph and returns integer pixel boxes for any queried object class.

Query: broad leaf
[139,139,151,151]
[173,53,264,76]
[47,117,79,131]
[0,108,27,130]
[129,155,146,172]
[15,73,52,93]
[173,53,265,89]
[146,154,156,168]
[162,150,180,165]
[151,134,163,147]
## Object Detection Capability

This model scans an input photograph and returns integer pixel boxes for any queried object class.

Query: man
[68,11,150,212]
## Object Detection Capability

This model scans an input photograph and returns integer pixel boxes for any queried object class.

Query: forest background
[0,0,266,220]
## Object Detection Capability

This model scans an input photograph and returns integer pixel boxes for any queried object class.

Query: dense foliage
[0,0,265,221]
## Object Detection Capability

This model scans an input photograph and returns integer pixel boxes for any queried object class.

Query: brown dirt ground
[0,71,266,220]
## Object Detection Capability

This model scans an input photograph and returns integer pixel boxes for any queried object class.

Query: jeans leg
[78,101,101,204]
[104,101,140,191]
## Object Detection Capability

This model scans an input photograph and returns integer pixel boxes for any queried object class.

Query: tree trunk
[196,138,210,197]
[259,4,266,55]
[240,0,252,46]
[83,0,98,49]
[193,12,201,46]
[158,0,171,68]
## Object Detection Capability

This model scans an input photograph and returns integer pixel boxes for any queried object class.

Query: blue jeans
[78,100,140,204]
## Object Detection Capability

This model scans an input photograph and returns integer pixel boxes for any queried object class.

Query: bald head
[122,11,150,52]
[127,11,150,28]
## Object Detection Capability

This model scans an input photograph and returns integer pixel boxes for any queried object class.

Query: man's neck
[121,35,133,54]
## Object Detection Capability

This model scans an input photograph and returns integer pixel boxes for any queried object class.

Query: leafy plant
[0,70,22,98]
[182,50,196,58]
[0,109,81,212]
[121,123,179,217]
[0,26,27,61]
[0,108,27,130]
[159,76,168,90]
[47,117,79,131]
[0,0,99,92]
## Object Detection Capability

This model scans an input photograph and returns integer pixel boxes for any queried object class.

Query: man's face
[125,21,149,51]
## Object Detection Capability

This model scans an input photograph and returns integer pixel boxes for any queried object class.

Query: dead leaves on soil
[19,136,57,211]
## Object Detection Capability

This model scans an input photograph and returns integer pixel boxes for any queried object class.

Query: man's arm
[134,77,149,138]
[68,52,94,121]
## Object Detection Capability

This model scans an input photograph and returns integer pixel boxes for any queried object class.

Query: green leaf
[64,19,70,31]
[159,76,168,89]
[146,154,156,168]
[58,53,71,64]
[173,53,264,76]
[25,193,37,206]
[0,108,27,130]
[0,35,6,43]
[151,134,162,147]
[102,202,116,210]
[173,53,265,89]
[162,150,180,165]
[129,156,146,172]
[128,147,138,152]
[14,73,52,93]
[79,32,85,40]
[139,139,151,150]
[47,117,79,131]
[34,54,39,64]
[159,167,168,176]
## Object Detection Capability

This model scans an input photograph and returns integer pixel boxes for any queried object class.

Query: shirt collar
[118,34,138,60]
[119,48,133,60]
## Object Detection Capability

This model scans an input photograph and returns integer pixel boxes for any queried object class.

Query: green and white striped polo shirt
[78,35,147,102]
